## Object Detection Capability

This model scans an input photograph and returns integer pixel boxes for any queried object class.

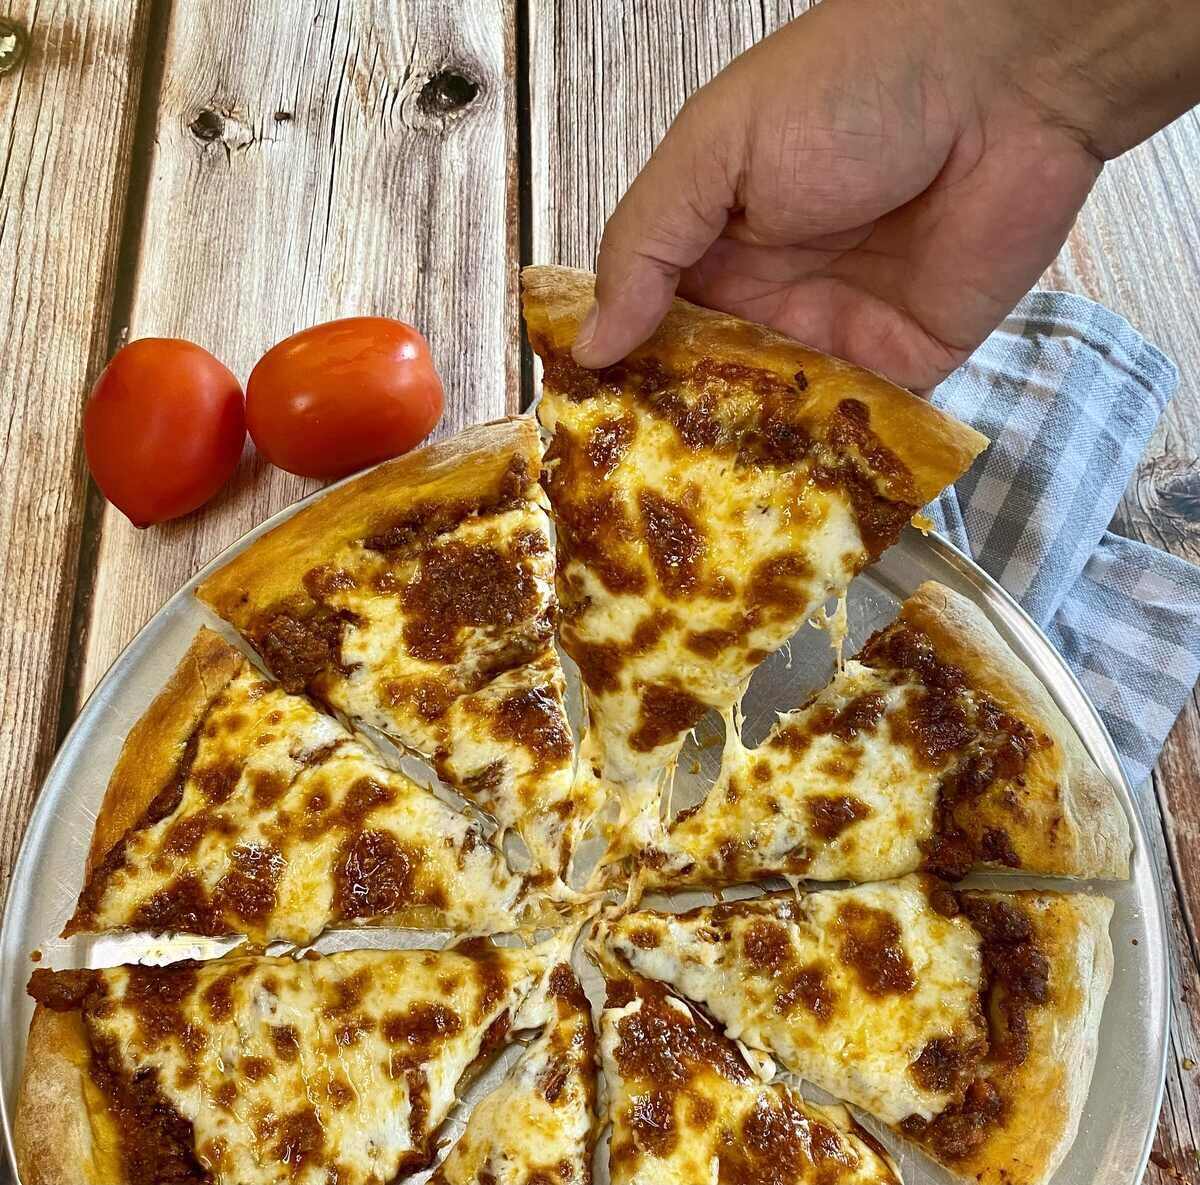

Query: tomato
[83,339,246,528]
[246,317,444,480]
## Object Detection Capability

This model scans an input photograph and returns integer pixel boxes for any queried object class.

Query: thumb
[572,90,744,368]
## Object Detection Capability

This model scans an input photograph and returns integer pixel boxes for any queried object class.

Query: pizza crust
[522,265,988,502]
[14,1006,124,1185]
[79,627,244,882]
[950,892,1115,1185]
[899,582,1131,878]
[197,416,542,624]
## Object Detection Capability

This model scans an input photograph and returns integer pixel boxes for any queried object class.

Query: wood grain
[0,2,148,908]
[77,0,521,699]
[528,3,1200,1182]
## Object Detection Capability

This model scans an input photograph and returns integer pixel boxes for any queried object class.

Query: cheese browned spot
[596,969,900,1185]
[524,267,986,854]
[25,939,565,1185]
[429,963,597,1185]
[197,421,599,884]
[68,634,528,945]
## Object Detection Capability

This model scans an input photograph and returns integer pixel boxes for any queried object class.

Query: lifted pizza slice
[600,876,1113,1185]
[15,935,569,1185]
[430,962,597,1185]
[65,629,533,945]
[197,418,598,884]
[635,581,1129,888]
[522,265,986,846]
[594,963,899,1185]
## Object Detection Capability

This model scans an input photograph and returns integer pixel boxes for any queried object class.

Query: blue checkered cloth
[927,290,1200,787]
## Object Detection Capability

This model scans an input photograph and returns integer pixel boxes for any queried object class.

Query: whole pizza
[13,267,1130,1185]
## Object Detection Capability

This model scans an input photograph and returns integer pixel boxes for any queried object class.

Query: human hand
[572,0,1200,390]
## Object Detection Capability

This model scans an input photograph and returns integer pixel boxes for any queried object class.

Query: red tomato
[246,317,444,480]
[83,339,245,528]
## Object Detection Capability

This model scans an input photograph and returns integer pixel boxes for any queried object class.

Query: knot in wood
[190,109,225,142]
[417,70,480,116]
[0,18,29,76]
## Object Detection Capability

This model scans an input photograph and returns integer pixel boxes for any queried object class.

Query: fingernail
[571,301,600,364]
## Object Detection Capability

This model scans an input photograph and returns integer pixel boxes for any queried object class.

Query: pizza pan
[0,477,1169,1185]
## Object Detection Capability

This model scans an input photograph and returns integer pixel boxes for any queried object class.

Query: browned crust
[900,582,1131,878]
[948,892,1115,1185]
[521,265,987,502]
[196,416,543,626]
[78,628,245,885]
[14,1006,125,1185]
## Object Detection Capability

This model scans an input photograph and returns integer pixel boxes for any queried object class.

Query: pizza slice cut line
[598,873,1115,1185]
[14,932,573,1185]
[64,628,550,946]
[429,961,598,1185]
[522,264,988,860]
[197,416,602,892]
[590,946,903,1185]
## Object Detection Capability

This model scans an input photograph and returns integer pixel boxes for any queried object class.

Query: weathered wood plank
[77,0,520,697]
[0,2,149,907]
[528,4,1200,1181]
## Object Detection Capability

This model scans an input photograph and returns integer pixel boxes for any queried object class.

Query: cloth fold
[928,290,1200,787]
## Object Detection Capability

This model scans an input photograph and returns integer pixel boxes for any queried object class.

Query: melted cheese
[209,474,589,883]
[85,940,563,1185]
[77,659,527,944]
[295,503,590,880]
[431,965,596,1184]
[538,385,868,837]
[643,661,940,887]
[600,877,986,1125]
[597,975,899,1185]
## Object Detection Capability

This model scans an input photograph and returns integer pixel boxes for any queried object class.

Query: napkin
[927,290,1200,787]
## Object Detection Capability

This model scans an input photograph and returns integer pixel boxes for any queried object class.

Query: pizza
[598,875,1114,1185]
[522,265,987,849]
[430,962,597,1185]
[632,581,1130,889]
[12,264,1130,1185]
[65,628,536,945]
[14,934,570,1185]
[197,418,599,885]
[595,961,901,1184]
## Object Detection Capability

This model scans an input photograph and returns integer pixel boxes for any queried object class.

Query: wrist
[974,0,1200,159]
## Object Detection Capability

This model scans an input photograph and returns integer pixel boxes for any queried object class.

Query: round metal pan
[0,485,1168,1185]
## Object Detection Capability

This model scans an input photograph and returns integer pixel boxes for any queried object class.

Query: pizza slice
[522,265,987,845]
[14,934,570,1185]
[197,417,598,884]
[65,628,536,945]
[594,962,900,1185]
[599,875,1114,1185]
[634,581,1130,888]
[430,962,597,1185]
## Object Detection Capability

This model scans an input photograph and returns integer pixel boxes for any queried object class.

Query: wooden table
[1,2,1197,1180]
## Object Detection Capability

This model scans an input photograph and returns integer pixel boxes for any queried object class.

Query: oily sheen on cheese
[600,877,987,1126]
[523,265,987,845]
[595,968,900,1185]
[198,420,597,883]
[430,963,597,1185]
[24,939,565,1185]
[68,632,527,944]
